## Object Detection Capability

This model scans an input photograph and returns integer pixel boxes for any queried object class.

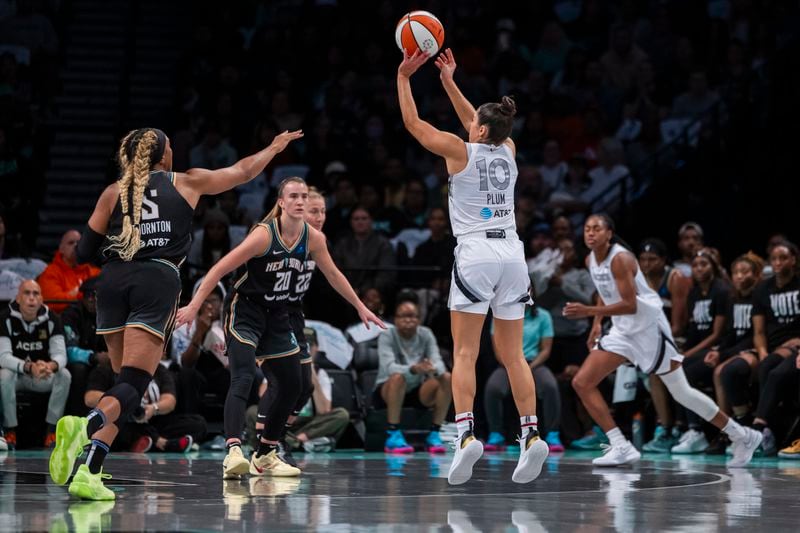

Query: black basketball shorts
[224,292,300,360]
[96,259,181,341]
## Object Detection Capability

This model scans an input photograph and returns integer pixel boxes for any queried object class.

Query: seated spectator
[538,140,568,196]
[669,249,731,454]
[671,71,719,119]
[37,230,101,313]
[187,208,246,278]
[585,138,630,211]
[246,332,350,456]
[189,123,238,170]
[548,153,592,228]
[399,178,429,231]
[324,174,359,242]
[0,280,68,449]
[348,287,389,371]
[722,241,800,456]
[411,207,456,290]
[333,207,396,297]
[373,301,450,454]
[218,189,251,227]
[535,238,595,370]
[638,238,690,337]
[85,360,205,453]
[674,222,705,277]
[485,292,563,452]
[526,224,560,295]
[171,280,246,432]
[600,24,648,93]
[61,277,108,416]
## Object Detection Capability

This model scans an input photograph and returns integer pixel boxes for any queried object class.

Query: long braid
[106,129,158,261]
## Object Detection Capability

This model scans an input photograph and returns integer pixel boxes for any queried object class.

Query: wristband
[153,404,160,414]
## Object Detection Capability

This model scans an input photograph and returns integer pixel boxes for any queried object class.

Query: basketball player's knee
[104,366,152,417]
[659,367,718,422]
[230,372,255,400]
[571,372,593,395]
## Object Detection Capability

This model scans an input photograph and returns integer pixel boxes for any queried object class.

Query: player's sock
[520,415,538,438]
[85,409,106,437]
[605,427,627,447]
[85,439,110,475]
[256,440,279,458]
[455,412,474,438]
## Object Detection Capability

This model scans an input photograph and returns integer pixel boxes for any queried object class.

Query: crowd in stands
[0,0,63,252]
[1,2,798,460]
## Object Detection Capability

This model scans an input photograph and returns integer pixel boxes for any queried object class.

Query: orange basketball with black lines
[395,11,445,56]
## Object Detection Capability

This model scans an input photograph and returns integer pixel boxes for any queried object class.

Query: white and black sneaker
[592,442,641,467]
[512,430,549,483]
[447,431,483,485]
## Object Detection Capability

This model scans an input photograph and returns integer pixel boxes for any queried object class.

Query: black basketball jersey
[233,219,310,307]
[286,258,317,309]
[103,170,193,263]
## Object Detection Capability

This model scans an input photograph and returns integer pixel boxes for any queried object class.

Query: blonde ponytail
[106,129,159,261]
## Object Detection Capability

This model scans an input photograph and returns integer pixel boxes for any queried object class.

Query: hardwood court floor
[1,449,799,531]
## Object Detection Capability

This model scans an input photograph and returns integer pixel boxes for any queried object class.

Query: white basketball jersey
[448,142,517,237]
[589,243,665,334]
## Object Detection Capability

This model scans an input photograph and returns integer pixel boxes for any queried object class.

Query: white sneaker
[728,428,763,468]
[592,442,641,467]
[447,510,480,533]
[670,429,708,454]
[512,431,549,483]
[447,431,483,485]
[222,445,250,479]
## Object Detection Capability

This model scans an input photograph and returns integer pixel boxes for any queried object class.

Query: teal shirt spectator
[492,307,554,361]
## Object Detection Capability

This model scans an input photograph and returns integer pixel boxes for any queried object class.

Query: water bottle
[632,412,644,450]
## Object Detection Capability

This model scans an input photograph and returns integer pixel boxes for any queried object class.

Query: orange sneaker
[44,431,57,449]
[4,429,17,450]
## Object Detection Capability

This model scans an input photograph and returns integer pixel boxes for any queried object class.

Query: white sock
[520,415,538,438]
[722,418,747,442]
[606,427,627,447]
[455,412,474,438]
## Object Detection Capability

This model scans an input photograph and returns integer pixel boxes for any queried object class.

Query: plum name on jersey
[264,257,304,272]
[487,193,506,205]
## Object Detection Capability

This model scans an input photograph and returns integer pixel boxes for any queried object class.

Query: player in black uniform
[254,187,327,467]
[177,177,384,479]
[48,127,303,500]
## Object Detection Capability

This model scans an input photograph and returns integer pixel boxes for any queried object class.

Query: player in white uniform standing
[398,48,548,485]
[564,214,762,467]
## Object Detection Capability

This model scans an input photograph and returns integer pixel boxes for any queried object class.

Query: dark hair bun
[499,96,517,117]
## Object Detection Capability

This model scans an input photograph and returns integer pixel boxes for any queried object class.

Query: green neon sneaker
[67,500,116,531]
[49,416,90,485]
[68,464,115,501]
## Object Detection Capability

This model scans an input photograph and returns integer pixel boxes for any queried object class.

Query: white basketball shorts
[448,231,531,320]
[598,320,684,375]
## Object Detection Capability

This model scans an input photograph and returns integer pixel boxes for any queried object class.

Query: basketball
[395,11,445,56]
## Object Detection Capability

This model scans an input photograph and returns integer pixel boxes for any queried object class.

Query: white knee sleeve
[659,367,719,422]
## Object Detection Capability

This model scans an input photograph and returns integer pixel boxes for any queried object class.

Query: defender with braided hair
[49,126,303,500]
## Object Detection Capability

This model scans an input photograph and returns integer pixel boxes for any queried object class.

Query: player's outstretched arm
[177,130,304,206]
[175,225,271,328]
[308,227,386,330]
[435,48,475,133]
[564,253,639,319]
[397,50,466,167]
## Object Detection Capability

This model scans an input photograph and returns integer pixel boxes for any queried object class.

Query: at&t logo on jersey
[479,207,511,220]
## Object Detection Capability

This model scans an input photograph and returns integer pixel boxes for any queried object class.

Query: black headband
[125,128,167,167]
